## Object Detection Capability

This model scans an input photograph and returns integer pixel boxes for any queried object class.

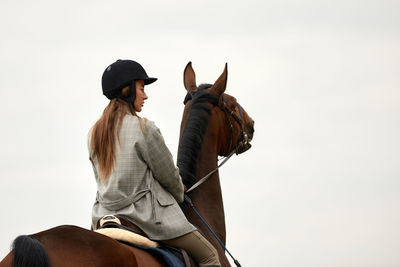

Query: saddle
[95,215,158,248]
[95,215,197,267]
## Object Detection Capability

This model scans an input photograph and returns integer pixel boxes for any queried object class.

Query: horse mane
[177,84,218,188]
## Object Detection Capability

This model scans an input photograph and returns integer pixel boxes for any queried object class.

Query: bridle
[220,94,252,155]
[183,90,252,193]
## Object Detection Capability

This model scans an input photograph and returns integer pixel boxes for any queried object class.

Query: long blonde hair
[90,87,145,182]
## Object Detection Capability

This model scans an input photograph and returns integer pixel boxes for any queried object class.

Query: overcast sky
[1,0,399,266]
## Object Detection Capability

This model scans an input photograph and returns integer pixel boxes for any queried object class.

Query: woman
[88,59,221,267]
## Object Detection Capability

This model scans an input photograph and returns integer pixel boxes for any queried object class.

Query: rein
[184,195,242,267]
[186,150,235,193]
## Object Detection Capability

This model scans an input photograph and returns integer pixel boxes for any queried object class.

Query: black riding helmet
[102,59,157,103]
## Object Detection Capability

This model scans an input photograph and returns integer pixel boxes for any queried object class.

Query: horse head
[181,62,254,157]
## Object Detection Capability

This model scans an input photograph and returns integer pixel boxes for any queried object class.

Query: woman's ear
[121,85,131,97]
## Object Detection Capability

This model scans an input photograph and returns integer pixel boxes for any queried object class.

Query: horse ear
[210,63,228,97]
[183,62,197,92]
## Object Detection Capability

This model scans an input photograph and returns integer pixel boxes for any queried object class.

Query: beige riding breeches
[162,230,221,267]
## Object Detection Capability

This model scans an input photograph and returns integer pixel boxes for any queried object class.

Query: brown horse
[178,62,254,266]
[0,62,254,267]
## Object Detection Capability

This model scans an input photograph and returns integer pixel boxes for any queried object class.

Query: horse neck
[186,128,231,266]
[179,101,231,266]
[190,140,225,239]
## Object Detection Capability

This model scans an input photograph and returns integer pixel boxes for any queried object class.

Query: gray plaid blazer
[88,114,196,240]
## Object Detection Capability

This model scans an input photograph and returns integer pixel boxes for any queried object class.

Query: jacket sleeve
[139,120,185,203]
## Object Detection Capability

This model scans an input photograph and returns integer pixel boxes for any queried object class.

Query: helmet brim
[144,77,157,85]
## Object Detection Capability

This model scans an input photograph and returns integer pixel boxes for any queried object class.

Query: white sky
[1,0,399,266]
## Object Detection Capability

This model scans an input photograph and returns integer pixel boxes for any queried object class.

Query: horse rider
[88,59,221,266]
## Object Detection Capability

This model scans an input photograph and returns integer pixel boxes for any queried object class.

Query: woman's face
[134,80,147,112]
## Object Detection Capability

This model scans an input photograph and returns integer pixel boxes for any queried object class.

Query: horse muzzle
[236,120,254,154]
[236,131,253,154]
